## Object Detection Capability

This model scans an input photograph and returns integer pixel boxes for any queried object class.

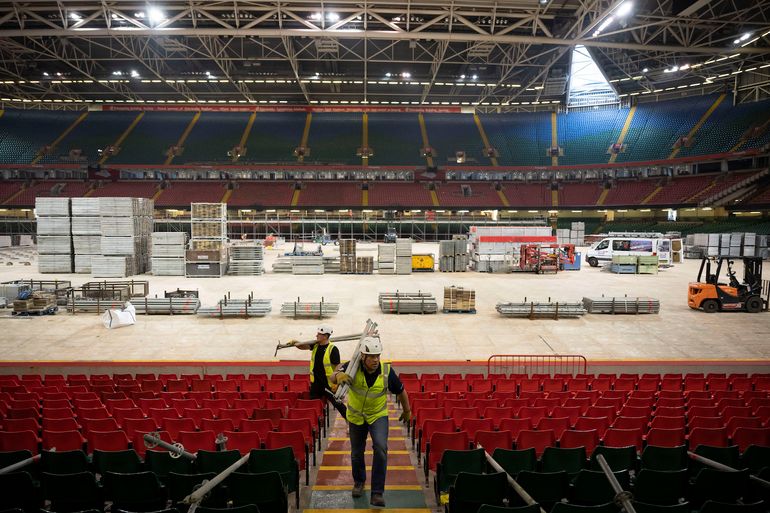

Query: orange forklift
[688,256,769,313]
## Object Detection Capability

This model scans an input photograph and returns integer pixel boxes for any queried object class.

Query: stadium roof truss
[0,0,768,111]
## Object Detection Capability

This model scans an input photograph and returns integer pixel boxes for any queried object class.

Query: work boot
[370,493,385,507]
[352,482,364,498]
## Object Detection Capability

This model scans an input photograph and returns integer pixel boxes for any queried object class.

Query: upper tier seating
[305,113,361,165]
[39,112,138,165]
[240,112,306,164]
[480,112,551,166]
[680,96,770,156]
[423,114,486,166]
[558,108,628,166]
[0,110,81,164]
[111,112,195,165]
[366,113,424,166]
[175,112,251,164]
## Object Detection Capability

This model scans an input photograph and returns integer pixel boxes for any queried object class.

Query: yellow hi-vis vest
[346,362,390,426]
[310,343,337,390]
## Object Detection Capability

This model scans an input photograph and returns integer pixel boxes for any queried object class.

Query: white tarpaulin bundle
[101,302,137,329]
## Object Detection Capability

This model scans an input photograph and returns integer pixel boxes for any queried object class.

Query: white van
[585,237,670,267]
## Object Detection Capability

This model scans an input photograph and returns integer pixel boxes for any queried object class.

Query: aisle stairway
[306,399,431,513]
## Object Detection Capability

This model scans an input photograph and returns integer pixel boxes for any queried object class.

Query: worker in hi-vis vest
[332,337,411,508]
[293,325,340,400]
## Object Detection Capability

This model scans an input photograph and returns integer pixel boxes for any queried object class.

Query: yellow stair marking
[362,189,369,207]
[551,190,559,208]
[417,113,434,167]
[430,189,440,207]
[233,111,257,162]
[151,188,164,202]
[313,485,422,491]
[319,466,415,471]
[290,189,301,206]
[685,181,717,203]
[83,188,95,197]
[32,111,89,164]
[596,188,610,206]
[670,93,726,159]
[221,188,232,204]
[164,111,201,165]
[497,189,510,207]
[362,112,369,166]
[641,185,663,205]
[0,110,4,119]
[609,105,637,164]
[730,140,746,152]
[298,112,312,163]
[2,184,27,205]
[551,111,559,166]
[304,509,431,513]
[101,111,144,164]
[473,113,498,166]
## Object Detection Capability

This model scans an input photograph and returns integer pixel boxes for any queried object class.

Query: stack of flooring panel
[439,237,469,272]
[355,256,374,274]
[379,291,438,314]
[98,197,153,277]
[280,298,340,318]
[36,198,73,273]
[396,238,413,275]
[339,239,356,274]
[496,300,586,319]
[443,286,476,313]
[582,296,661,314]
[377,245,396,274]
[271,257,293,273]
[291,256,324,275]
[323,257,340,274]
[228,244,264,275]
[91,256,133,278]
[151,232,187,276]
[71,198,102,273]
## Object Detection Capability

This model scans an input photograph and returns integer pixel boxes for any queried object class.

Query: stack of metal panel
[228,244,264,275]
[395,238,413,274]
[197,295,272,318]
[36,197,73,273]
[570,222,585,246]
[743,233,756,257]
[356,256,374,274]
[443,286,476,312]
[496,300,586,319]
[280,298,340,318]
[610,255,637,274]
[188,202,227,278]
[323,257,340,273]
[729,232,742,257]
[379,292,438,314]
[439,237,468,272]
[98,197,153,277]
[91,256,133,278]
[339,239,356,274]
[637,255,659,274]
[67,296,200,314]
[151,232,187,276]
[582,296,660,314]
[291,256,324,275]
[378,244,396,274]
[271,257,293,273]
[71,199,102,273]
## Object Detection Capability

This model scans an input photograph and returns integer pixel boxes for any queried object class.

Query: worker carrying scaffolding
[328,327,411,508]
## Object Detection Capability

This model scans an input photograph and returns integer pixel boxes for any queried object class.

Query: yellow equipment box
[412,254,435,272]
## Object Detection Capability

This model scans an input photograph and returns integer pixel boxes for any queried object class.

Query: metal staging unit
[197,292,272,319]
[67,296,200,314]
[582,296,661,314]
[487,354,588,376]
[279,297,340,319]
[379,291,438,314]
[188,203,227,278]
[496,299,587,319]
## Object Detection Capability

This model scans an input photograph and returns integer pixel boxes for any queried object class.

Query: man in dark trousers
[331,337,411,508]
[294,325,340,399]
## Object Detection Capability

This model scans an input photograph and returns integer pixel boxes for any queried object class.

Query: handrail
[183,451,251,513]
[479,444,547,513]
[594,453,637,513]
[0,453,42,475]
[688,451,770,489]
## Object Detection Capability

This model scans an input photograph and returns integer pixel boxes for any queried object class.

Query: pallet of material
[35,198,70,217]
[192,222,226,239]
[340,256,357,274]
[582,296,660,314]
[92,256,134,278]
[190,240,224,251]
[37,217,71,235]
[67,296,200,314]
[610,264,637,274]
[71,198,100,217]
[443,286,476,313]
[379,292,438,314]
[355,256,374,274]
[38,254,73,274]
[197,295,272,318]
[71,217,101,235]
[496,300,586,319]
[152,232,187,245]
[323,257,340,274]
[280,298,340,318]
[151,257,185,276]
[186,262,225,278]
[191,203,227,219]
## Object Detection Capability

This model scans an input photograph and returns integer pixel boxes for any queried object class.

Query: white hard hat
[317,325,333,336]
[360,337,383,355]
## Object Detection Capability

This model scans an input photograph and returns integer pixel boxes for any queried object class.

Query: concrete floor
[1,242,769,367]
